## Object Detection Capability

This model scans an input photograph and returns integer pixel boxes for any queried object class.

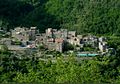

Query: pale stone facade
[10,27,110,53]
[99,42,107,52]
[67,37,80,46]
[29,27,36,41]
[11,27,29,41]
[11,27,37,42]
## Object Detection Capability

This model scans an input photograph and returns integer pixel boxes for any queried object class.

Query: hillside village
[1,1,120,83]
[0,27,115,57]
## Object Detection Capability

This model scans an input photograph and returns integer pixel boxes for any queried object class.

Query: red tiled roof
[55,38,64,43]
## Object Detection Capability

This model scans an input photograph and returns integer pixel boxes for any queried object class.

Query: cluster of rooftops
[0,27,115,55]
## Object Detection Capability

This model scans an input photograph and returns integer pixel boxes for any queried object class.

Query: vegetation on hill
[0,0,120,34]
[0,50,120,83]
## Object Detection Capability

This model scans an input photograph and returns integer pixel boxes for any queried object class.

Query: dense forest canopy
[0,0,120,34]
[45,0,120,34]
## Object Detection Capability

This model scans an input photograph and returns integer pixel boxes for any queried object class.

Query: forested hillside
[46,0,120,34]
[0,0,120,34]
[0,0,60,32]
[1,41,120,84]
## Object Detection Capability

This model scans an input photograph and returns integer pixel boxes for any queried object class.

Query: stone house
[77,35,83,39]
[12,27,38,42]
[98,37,108,52]
[36,33,47,44]
[60,29,68,39]
[46,42,56,51]
[55,38,64,52]
[50,29,68,40]
[99,42,107,52]
[46,28,54,38]
[88,36,98,47]
[81,35,98,45]
[99,37,106,42]
[0,38,12,45]
[11,27,29,42]
[53,31,61,38]
[29,27,37,41]
[55,42,64,52]
[46,38,64,52]
[45,28,66,52]
[67,37,80,46]
[82,36,90,44]
[68,31,76,38]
